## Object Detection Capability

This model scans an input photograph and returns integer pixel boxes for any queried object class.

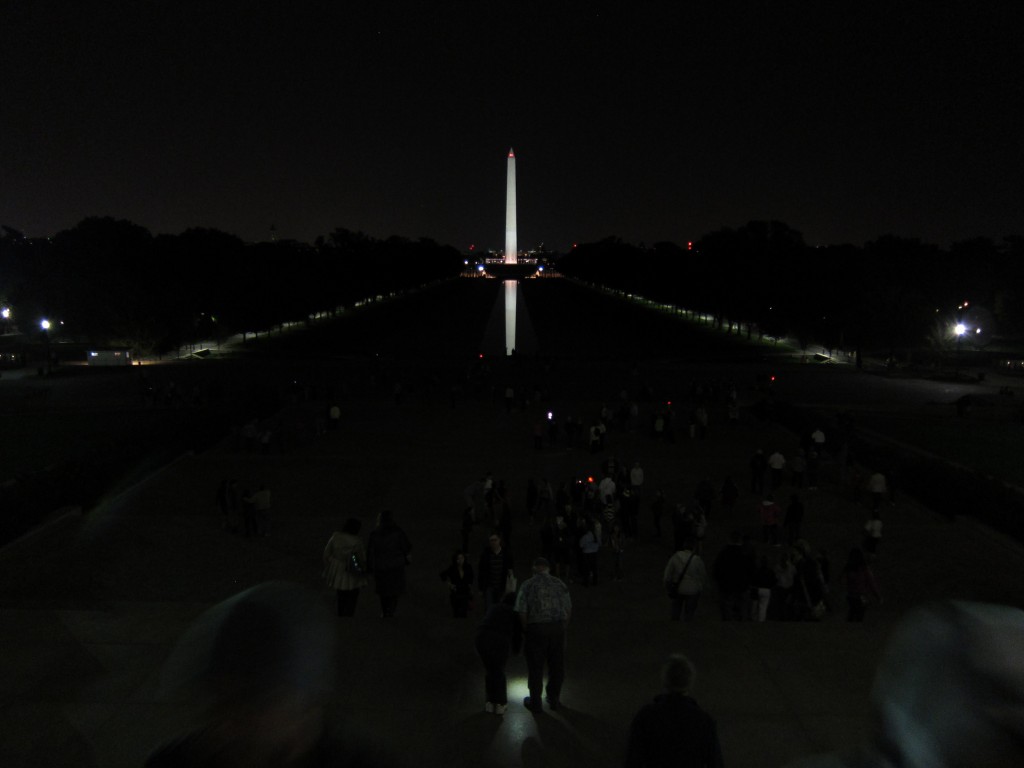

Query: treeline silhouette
[0,218,465,355]
[557,222,1024,361]
[3,217,1023,362]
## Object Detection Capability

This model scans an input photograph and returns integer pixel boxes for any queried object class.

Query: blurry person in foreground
[146,581,393,768]
[624,653,724,768]
[786,601,1024,768]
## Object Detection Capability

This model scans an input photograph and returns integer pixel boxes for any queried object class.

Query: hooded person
[146,581,394,768]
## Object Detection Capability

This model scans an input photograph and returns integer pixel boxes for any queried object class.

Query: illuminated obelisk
[504,148,517,264]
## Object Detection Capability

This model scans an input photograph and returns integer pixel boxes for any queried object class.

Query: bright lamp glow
[954,323,966,336]
[40,319,51,330]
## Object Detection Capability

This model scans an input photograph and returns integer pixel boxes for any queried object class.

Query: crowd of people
[148,363,1015,768]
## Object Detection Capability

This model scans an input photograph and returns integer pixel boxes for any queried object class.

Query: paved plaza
[3,359,1023,768]
[2,280,1023,767]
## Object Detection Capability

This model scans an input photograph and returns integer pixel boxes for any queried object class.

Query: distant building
[87,349,132,367]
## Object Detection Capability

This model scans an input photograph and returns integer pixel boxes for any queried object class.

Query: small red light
[587,476,594,483]
[770,375,776,382]
[479,354,483,359]
[687,241,693,250]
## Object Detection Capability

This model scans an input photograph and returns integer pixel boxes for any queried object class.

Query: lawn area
[856,408,1024,488]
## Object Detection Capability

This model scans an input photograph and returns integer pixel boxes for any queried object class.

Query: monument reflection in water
[504,280,517,355]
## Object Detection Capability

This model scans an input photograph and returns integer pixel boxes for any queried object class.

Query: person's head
[156,582,335,763]
[532,556,550,574]
[377,510,395,530]
[869,601,1024,768]
[488,532,502,553]
[453,550,466,567]
[342,518,362,536]
[661,654,697,695]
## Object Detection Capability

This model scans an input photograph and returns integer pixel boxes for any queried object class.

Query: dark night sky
[2,1,1023,250]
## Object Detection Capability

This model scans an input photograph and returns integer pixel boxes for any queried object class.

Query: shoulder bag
[664,551,696,598]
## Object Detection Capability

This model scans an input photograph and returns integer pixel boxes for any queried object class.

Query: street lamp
[40,318,52,375]
[954,323,966,378]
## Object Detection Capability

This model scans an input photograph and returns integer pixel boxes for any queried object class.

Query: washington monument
[504,148,517,264]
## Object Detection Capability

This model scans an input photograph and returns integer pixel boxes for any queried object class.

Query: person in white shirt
[630,461,645,498]
[768,450,786,489]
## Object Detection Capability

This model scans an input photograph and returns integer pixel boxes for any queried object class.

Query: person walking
[719,475,739,516]
[712,532,750,621]
[439,550,475,618]
[624,653,725,768]
[367,510,412,618]
[215,478,240,532]
[663,539,708,621]
[515,557,572,712]
[863,511,883,555]
[478,532,515,611]
[867,471,888,511]
[475,593,522,715]
[767,450,787,490]
[322,518,369,617]
[759,494,783,546]
[578,519,601,587]
[750,555,776,622]
[842,548,882,622]
[247,484,272,536]
[630,460,645,501]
